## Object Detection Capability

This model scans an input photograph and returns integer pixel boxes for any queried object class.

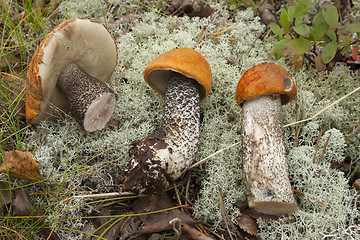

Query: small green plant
[269,0,360,71]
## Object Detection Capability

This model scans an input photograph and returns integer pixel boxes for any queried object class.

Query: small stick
[219,189,235,240]
[284,86,360,128]
[293,189,331,209]
[317,133,332,165]
[190,141,241,169]
[60,192,134,202]
[182,222,213,240]
[312,129,323,164]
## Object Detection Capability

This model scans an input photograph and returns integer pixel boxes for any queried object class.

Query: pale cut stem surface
[241,95,298,215]
[57,63,116,132]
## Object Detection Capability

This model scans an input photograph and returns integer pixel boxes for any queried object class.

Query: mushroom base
[123,72,200,194]
[57,63,116,132]
[241,95,298,215]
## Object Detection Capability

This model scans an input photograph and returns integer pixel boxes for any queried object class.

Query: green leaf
[342,23,360,33]
[314,54,326,71]
[282,37,312,55]
[288,5,296,21]
[269,22,283,38]
[294,0,312,17]
[313,12,329,41]
[321,41,338,64]
[293,24,311,37]
[273,38,290,59]
[339,36,352,47]
[326,29,337,41]
[280,8,290,33]
[230,3,237,10]
[322,3,338,27]
[294,15,304,26]
[341,45,350,54]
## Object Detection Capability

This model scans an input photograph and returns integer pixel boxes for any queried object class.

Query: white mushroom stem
[241,95,298,215]
[123,72,200,194]
[57,63,116,132]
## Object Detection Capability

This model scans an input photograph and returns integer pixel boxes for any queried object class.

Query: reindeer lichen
[23,1,360,239]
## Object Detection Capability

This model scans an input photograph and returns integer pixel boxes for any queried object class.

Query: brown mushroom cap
[143,48,212,101]
[235,62,296,106]
[26,18,117,124]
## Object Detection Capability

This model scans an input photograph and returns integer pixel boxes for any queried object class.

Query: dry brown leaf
[236,213,258,237]
[0,150,40,181]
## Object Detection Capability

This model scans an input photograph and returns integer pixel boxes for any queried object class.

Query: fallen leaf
[182,222,213,240]
[13,189,60,240]
[236,213,258,236]
[0,181,12,211]
[121,192,197,238]
[352,179,360,190]
[0,150,40,181]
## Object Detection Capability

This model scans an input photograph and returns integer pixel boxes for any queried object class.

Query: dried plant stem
[219,189,235,240]
[293,189,331,209]
[312,129,323,164]
[190,141,241,169]
[284,86,360,128]
[60,192,134,202]
[317,133,332,165]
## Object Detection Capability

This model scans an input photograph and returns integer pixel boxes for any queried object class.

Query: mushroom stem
[241,95,298,215]
[57,63,116,132]
[123,72,200,194]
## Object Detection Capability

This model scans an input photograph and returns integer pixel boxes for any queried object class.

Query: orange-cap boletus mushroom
[235,62,298,215]
[26,18,117,132]
[123,48,212,194]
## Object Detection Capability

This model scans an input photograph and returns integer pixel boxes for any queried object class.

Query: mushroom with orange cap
[123,48,212,194]
[235,62,298,215]
[26,18,117,132]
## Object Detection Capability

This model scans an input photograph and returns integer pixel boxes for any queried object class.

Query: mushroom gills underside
[57,63,116,132]
[241,95,298,215]
[123,72,201,194]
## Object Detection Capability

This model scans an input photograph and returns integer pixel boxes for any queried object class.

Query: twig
[124,4,138,35]
[293,189,331,209]
[312,129,323,164]
[60,192,134,202]
[218,189,243,239]
[182,222,213,240]
[189,141,241,169]
[284,86,360,128]
[317,133,332,165]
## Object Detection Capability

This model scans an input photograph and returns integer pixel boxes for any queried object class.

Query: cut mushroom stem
[236,62,298,215]
[57,63,116,132]
[241,95,298,215]
[123,72,200,194]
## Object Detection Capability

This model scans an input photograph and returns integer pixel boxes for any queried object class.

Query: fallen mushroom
[26,18,117,132]
[123,48,212,194]
[235,62,298,215]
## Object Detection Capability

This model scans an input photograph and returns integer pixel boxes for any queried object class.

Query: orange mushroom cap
[144,48,212,101]
[235,62,296,106]
[26,18,117,124]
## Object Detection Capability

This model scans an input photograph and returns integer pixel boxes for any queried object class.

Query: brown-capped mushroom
[26,18,117,132]
[123,48,212,194]
[236,62,298,215]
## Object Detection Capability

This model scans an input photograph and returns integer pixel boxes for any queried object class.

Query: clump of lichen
[24,1,360,239]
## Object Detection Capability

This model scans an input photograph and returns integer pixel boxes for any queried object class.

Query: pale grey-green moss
[24,1,360,239]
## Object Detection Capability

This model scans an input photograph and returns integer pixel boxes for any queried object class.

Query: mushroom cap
[26,18,117,124]
[235,63,296,106]
[143,48,212,101]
